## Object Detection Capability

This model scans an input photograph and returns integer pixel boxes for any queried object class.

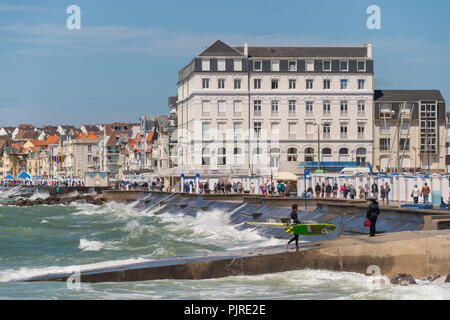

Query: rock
[422,274,440,282]
[15,198,25,206]
[390,273,417,286]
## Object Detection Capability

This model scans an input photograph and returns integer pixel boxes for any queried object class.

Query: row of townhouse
[0,114,175,181]
[169,40,448,178]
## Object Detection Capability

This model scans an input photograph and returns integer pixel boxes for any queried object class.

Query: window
[340,79,348,89]
[218,122,226,139]
[288,148,298,162]
[340,60,348,71]
[401,104,412,118]
[271,122,279,138]
[288,60,297,71]
[271,101,279,115]
[233,147,243,165]
[323,79,330,89]
[254,100,262,116]
[322,148,332,155]
[305,101,313,115]
[340,100,348,115]
[358,79,365,90]
[380,104,392,118]
[271,79,278,89]
[323,100,331,115]
[202,100,210,117]
[357,60,366,71]
[306,60,314,72]
[340,123,348,138]
[88,145,92,152]
[306,79,313,89]
[234,79,241,89]
[217,147,226,165]
[233,122,242,137]
[254,60,262,71]
[202,123,210,140]
[306,123,314,138]
[218,79,225,89]
[217,59,226,71]
[234,59,242,71]
[218,100,225,117]
[288,123,296,139]
[254,122,262,138]
[323,60,331,71]
[271,60,280,72]
[304,148,314,162]
[202,78,209,89]
[252,147,263,165]
[202,59,210,71]
[233,100,241,117]
[380,138,390,151]
[289,100,297,115]
[357,101,365,115]
[380,122,390,134]
[358,123,365,138]
[399,138,410,151]
[270,148,280,167]
[87,155,92,163]
[254,78,261,89]
[339,148,349,160]
[356,148,367,166]
[323,123,331,139]
[289,79,296,89]
[202,147,210,165]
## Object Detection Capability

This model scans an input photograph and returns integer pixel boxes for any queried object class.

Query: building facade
[175,40,374,177]
[373,90,447,173]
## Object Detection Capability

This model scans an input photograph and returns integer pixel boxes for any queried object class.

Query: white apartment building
[175,40,374,177]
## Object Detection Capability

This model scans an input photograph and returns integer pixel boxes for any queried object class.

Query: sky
[0,0,449,126]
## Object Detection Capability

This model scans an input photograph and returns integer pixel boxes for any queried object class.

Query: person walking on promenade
[366,198,380,237]
[321,183,325,198]
[315,183,321,198]
[339,184,345,198]
[286,204,301,250]
[380,185,385,205]
[343,184,349,199]
[371,182,378,200]
[364,184,369,200]
[332,183,338,198]
[359,185,365,199]
[325,183,332,198]
[421,183,431,204]
[385,182,391,205]
[349,185,356,199]
[411,184,420,204]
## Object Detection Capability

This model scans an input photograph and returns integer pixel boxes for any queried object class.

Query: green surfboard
[247,222,336,236]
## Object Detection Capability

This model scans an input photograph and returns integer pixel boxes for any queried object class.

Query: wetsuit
[287,210,300,247]
[366,201,380,237]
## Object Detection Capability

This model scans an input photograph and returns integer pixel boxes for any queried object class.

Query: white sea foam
[78,238,120,251]
[0,257,153,282]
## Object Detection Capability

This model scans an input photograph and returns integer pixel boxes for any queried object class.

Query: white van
[340,167,371,175]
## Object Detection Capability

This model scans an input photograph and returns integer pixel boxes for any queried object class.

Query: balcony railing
[233,112,242,117]
[202,112,210,117]
[358,133,365,139]
[254,110,261,117]
[218,112,226,118]
[340,111,348,117]
[357,111,365,117]
[289,134,296,139]
[323,133,331,139]
[340,133,348,139]
[271,111,279,117]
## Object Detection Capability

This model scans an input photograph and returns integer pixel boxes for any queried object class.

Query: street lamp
[313,122,324,172]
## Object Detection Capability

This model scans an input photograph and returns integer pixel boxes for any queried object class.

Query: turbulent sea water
[0,190,449,300]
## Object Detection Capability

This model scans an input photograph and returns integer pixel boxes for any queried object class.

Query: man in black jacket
[366,198,380,237]
[286,204,300,249]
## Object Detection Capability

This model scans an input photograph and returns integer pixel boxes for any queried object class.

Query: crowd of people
[184,180,291,195]
[0,178,85,187]
[306,181,434,205]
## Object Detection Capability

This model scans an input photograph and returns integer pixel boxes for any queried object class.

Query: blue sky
[0,0,449,126]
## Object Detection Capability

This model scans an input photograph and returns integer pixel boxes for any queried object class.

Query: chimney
[244,42,248,57]
[367,43,372,58]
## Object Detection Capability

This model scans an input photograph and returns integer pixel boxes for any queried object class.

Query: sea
[0,190,449,300]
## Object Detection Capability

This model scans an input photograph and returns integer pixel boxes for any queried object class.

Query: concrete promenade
[27,230,450,283]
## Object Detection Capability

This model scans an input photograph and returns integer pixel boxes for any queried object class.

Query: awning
[16,171,31,179]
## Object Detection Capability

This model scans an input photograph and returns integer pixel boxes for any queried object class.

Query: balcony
[218,112,226,118]
[358,133,365,139]
[233,112,242,117]
[340,111,348,117]
[323,111,331,116]
[340,133,348,139]
[271,111,279,117]
[289,134,296,140]
[323,133,331,139]
[254,110,261,117]
[202,112,210,117]
[289,111,297,117]
[357,111,365,117]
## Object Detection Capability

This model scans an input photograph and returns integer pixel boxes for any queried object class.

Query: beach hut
[4,174,14,179]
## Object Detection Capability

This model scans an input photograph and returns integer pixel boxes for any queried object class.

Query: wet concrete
[26,230,450,283]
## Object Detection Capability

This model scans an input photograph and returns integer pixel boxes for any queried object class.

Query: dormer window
[323,60,331,71]
[357,60,366,71]
[340,60,349,71]
[202,59,210,71]
[217,59,226,71]
[288,60,297,71]
[254,60,262,71]
[271,60,279,72]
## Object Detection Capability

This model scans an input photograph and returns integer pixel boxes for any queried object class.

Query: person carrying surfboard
[286,204,301,250]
